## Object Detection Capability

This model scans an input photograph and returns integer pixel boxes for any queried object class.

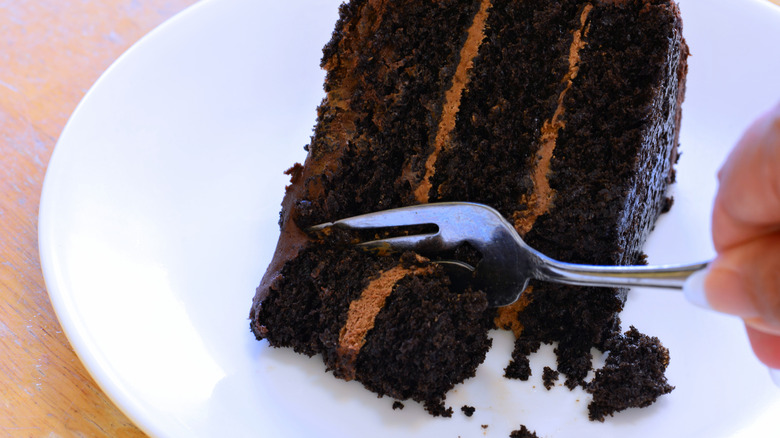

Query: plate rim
[38,1,220,436]
[37,0,780,436]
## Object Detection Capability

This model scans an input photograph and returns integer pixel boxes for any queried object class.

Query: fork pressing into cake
[308,202,710,307]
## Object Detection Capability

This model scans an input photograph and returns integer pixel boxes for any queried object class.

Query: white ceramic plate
[39,0,780,436]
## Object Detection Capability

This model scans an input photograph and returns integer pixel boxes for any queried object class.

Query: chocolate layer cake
[251,0,687,418]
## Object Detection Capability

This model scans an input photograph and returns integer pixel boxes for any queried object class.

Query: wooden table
[0,1,197,436]
[1,0,779,437]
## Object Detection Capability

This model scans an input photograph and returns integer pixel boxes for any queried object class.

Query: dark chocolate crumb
[481,424,489,429]
[661,196,674,213]
[504,337,541,380]
[542,366,559,390]
[509,425,539,438]
[587,326,674,421]
[461,405,476,417]
[392,401,404,410]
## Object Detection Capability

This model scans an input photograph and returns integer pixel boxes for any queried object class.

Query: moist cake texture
[251,0,688,419]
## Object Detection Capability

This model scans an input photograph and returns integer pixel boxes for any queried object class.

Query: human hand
[684,101,780,378]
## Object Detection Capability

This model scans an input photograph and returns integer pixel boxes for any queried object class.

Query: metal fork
[308,202,709,307]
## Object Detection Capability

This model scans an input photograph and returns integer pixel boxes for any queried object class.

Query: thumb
[713,102,780,251]
[692,232,780,331]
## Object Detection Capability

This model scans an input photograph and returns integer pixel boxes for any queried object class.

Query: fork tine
[356,232,441,253]
[313,203,462,231]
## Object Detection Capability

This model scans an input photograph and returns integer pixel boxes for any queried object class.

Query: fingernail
[683,268,711,309]
[745,318,780,337]
[769,368,780,388]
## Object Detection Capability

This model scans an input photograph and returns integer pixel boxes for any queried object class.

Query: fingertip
[682,264,764,320]
[692,264,761,318]
[746,325,780,369]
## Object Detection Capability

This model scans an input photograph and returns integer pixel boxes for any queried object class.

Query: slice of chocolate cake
[250,0,688,418]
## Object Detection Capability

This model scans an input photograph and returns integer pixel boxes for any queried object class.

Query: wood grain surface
[0,1,197,436]
[1,0,779,437]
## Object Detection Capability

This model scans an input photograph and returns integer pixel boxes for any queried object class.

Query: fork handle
[536,258,710,290]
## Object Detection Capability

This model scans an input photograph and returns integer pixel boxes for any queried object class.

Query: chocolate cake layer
[295,0,482,228]
[253,245,492,416]
[431,0,590,219]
